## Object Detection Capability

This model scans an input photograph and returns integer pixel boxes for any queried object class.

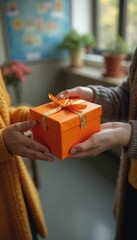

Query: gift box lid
[30,99,102,133]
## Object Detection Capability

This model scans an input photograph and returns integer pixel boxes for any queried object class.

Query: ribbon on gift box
[42,93,87,130]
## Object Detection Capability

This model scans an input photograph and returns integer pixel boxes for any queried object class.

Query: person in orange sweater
[0,69,54,239]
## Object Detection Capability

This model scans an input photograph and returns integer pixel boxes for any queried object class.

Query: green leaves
[61,30,95,52]
[107,35,128,55]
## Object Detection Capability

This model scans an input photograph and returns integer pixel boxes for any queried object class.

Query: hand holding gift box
[30,94,102,160]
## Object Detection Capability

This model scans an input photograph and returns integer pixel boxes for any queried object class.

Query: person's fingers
[70,149,96,159]
[100,122,125,130]
[70,135,110,159]
[3,122,53,161]
[56,88,80,99]
[19,146,54,162]
[70,137,97,154]
[100,122,114,130]
[56,86,94,102]
[13,120,36,132]
[24,136,49,153]
[69,128,112,158]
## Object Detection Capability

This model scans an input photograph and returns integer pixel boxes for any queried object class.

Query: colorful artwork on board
[3,0,71,61]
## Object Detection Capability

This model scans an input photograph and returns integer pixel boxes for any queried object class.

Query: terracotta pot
[103,53,126,78]
[69,48,85,67]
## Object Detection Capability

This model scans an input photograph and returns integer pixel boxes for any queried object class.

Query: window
[92,0,137,53]
[126,0,137,51]
[98,0,119,49]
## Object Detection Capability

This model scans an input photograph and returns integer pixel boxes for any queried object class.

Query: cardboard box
[30,98,102,160]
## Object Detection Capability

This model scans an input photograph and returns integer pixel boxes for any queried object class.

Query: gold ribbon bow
[42,93,87,130]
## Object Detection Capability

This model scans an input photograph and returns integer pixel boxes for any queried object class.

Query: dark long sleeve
[88,78,130,121]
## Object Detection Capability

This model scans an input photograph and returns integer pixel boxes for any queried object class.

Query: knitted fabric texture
[88,47,137,240]
[0,70,48,239]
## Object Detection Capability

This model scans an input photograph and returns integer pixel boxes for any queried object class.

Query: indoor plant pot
[69,48,85,67]
[61,30,95,67]
[103,36,128,78]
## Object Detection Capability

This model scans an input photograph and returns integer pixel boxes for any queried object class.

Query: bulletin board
[3,0,71,62]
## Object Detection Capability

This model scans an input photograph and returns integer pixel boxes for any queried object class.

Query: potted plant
[103,35,128,78]
[61,30,96,67]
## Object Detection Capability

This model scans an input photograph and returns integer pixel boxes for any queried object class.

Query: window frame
[92,0,128,53]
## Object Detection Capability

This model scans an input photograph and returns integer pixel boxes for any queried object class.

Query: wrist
[124,123,132,147]
[112,122,131,147]
[83,87,95,102]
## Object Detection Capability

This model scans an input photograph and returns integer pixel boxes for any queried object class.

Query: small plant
[61,30,95,52]
[106,35,128,56]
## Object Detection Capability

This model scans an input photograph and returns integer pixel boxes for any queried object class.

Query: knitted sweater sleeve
[124,120,137,159]
[0,70,30,162]
[0,106,30,163]
[88,79,130,121]
[9,106,29,123]
[126,48,137,159]
[0,129,14,162]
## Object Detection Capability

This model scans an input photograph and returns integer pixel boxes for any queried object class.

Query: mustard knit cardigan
[0,70,48,239]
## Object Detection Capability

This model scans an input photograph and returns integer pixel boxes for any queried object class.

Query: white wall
[0,0,91,105]
[71,0,91,34]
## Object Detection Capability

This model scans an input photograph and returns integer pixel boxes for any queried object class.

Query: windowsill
[61,53,130,87]
[85,53,104,68]
[62,65,127,87]
[85,53,130,69]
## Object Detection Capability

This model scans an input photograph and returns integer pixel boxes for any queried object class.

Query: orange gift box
[30,95,102,160]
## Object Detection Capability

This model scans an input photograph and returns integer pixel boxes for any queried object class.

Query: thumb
[15,120,36,132]
[70,143,85,154]
[70,139,93,154]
